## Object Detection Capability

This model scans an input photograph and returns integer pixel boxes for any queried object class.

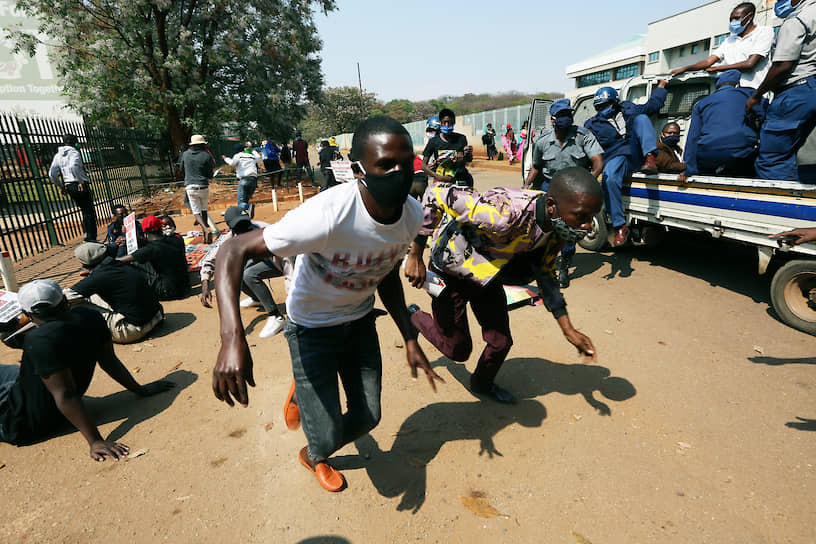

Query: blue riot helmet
[426,115,441,132]
[593,86,619,110]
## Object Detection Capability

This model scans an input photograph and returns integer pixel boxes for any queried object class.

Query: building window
[613,63,640,80]
[713,33,729,47]
[679,47,686,57]
[648,51,660,63]
[691,43,699,54]
[576,70,611,88]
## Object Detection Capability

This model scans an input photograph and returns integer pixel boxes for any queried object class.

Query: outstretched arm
[377,265,443,391]
[671,55,718,75]
[97,340,175,397]
[212,229,270,406]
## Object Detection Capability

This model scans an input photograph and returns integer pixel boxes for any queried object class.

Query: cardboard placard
[0,289,21,324]
[329,160,356,183]
[124,212,139,255]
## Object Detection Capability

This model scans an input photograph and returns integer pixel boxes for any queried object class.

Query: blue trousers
[284,312,382,462]
[756,77,816,181]
[237,176,258,210]
[601,114,658,228]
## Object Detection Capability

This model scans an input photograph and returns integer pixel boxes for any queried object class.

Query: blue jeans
[602,155,631,228]
[284,312,383,462]
[0,364,20,442]
[756,77,816,181]
[237,176,258,210]
[629,113,658,160]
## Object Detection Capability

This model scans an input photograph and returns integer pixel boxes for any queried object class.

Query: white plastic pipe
[297,183,303,203]
[0,251,18,292]
[272,189,278,212]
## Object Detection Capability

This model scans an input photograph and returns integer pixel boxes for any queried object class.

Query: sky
[315,0,712,102]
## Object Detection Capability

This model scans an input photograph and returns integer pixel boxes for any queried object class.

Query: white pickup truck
[522,72,816,336]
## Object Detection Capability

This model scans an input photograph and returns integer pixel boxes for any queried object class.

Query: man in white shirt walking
[48,133,97,242]
[672,2,774,89]
[222,142,262,214]
[211,116,443,493]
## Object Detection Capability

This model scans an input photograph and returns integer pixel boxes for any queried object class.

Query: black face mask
[362,169,413,208]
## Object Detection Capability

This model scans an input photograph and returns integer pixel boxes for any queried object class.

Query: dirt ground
[0,166,814,544]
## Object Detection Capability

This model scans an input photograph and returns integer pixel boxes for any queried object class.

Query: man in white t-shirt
[671,2,774,89]
[211,116,443,493]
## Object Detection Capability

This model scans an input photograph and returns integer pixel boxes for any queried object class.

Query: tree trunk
[167,107,192,157]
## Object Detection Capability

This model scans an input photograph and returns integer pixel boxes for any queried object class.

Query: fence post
[18,118,59,245]
[132,141,149,195]
[90,128,115,205]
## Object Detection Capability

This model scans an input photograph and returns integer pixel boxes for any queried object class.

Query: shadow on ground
[334,357,635,514]
[297,537,351,544]
[147,312,197,339]
[748,356,816,366]
[785,417,816,431]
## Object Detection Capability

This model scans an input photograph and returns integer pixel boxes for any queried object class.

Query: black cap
[224,206,251,229]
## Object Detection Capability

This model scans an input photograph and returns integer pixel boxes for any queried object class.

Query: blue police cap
[716,69,742,86]
[550,99,573,116]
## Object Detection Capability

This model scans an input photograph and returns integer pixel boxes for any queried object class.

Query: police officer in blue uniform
[748,0,816,181]
[525,99,604,287]
[682,70,768,179]
[584,80,668,246]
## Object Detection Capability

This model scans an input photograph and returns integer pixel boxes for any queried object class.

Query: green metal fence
[0,113,173,261]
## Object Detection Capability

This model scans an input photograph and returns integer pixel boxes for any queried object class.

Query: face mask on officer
[596,103,616,119]
[774,0,799,18]
[425,130,436,140]
[553,113,573,131]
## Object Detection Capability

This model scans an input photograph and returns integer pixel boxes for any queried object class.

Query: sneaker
[240,297,262,308]
[640,153,658,175]
[259,315,285,338]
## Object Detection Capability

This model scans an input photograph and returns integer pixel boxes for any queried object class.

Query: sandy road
[0,166,813,543]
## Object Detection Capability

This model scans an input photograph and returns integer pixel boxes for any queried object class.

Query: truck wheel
[770,259,816,336]
[579,212,609,252]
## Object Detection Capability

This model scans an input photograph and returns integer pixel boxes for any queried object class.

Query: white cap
[189,134,207,145]
[17,280,65,313]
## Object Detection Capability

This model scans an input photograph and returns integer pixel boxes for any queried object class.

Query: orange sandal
[283,380,300,431]
[298,447,345,492]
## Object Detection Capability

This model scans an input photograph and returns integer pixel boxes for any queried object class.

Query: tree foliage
[300,85,378,142]
[6,0,335,151]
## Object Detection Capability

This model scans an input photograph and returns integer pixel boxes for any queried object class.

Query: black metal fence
[0,113,173,261]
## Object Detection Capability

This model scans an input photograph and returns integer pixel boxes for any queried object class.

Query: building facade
[565,0,781,101]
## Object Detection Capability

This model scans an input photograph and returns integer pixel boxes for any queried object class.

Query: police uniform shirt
[531,126,604,181]
[773,0,816,86]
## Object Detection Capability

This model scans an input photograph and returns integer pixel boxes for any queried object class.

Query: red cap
[142,215,162,232]
[506,123,512,129]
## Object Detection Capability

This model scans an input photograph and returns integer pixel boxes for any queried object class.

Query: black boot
[557,255,570,288]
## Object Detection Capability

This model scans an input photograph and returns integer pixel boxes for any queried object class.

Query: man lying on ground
[405,168,602,404]
[118,216,190,301]
[0,280,173,457]
[199,206,290,338]
[212,116,443,492]
[66,242,164,344]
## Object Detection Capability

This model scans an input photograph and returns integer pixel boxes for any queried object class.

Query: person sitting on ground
[671,2,774,90]
[199,206,290,338]
[104,204,143,258]
[584,80,668,246]
[66,243,164,344]
[0,280,174,455]
[178,134,215,243]
[117,216,190,301]
[524,98,604,289]
[211,116,442,493]
[422,108,474,188]
[404,168,602,404]
[222,142,262,213]
[681,70,768,180]
[655,122,686,174]
[159,215,183,240]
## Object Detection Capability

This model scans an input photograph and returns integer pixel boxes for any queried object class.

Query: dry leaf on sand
[571,530,593,544]
[459,493,502,518]
[125,448,149,460]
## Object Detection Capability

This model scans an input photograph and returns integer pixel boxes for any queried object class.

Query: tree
[6,0,335,151]
[300,85,378,142]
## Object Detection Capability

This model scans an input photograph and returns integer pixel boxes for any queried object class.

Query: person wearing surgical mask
[654,122,686,174]
[421,108,474,187]
[524,99,604,288]
[671,2,774,90]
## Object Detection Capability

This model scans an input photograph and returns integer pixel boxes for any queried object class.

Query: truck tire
[579,212,609,252]
[770,259,816,336]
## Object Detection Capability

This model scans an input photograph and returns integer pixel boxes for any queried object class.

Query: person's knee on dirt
[67,242,164,344]
[0,280,173,454]
[405,167,602,404]
[117,216,189,301]
[212,116,443,492]
[584,81,668,246]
